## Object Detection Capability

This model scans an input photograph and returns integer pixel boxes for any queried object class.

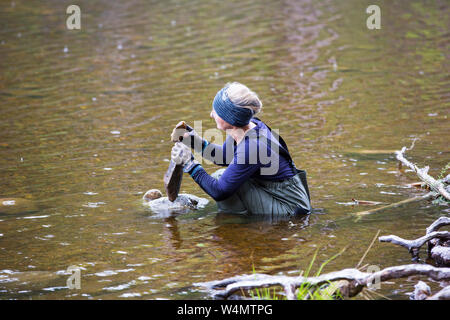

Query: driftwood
[379,217,450,266]
[427,217,450,234]
[196,218,450,300]
[196,264,450,300]
[379,232,450,260]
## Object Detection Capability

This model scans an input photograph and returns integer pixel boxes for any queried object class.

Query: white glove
[171,142,191,165]
[170,121,191,143]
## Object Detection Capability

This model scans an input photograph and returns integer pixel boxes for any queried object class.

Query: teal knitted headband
[212,86,254,127]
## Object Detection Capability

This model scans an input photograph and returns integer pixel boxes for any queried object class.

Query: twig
[356,230,381,268]
[357,263,369,271]
[365,287,392,300]
[360,291,371,300]
[352,192,434,218]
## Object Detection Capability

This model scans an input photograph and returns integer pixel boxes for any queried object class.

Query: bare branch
[356,230,380,268]
[379,231,450,256]
[426,217,450,234]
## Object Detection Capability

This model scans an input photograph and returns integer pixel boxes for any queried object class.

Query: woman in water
[170,82,311,216]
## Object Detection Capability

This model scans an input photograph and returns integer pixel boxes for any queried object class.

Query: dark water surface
[0,0,449,299]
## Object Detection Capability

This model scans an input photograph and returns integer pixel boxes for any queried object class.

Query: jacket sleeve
[200,135,234,167]
[191,160,261,201]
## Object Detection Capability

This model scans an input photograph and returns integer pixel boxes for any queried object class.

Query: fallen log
[195,264,450,300]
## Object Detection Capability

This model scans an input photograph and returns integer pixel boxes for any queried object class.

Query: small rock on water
[143,189,163,201]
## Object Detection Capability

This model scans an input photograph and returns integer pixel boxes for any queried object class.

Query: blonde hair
[225,82,262,115]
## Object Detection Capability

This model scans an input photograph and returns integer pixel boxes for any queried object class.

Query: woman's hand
[170,121,204,152]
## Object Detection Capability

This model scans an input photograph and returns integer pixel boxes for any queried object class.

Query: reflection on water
[0,0,448,299]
